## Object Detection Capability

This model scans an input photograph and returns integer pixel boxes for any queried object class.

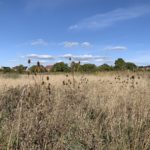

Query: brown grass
[0,72,150,150]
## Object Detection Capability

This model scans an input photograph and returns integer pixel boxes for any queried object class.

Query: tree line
[0,58,138,74]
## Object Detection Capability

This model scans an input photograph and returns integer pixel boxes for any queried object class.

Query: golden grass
[0,72,150,149]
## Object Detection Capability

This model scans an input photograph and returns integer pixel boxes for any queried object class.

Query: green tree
[2,67,12,73]
[126,62,137,71]
[29,65,47,73]
[98,64,113,71]
[80,64,97,72]
[115,58,126,70]
[51,62,70,72]
[13,65,27,73]
[70,61,81,72]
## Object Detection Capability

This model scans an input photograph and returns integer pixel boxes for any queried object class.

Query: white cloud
[24,53,112,64]
[31,39,48,46]
[62,54,73,58]
[69,5,150,30]
[27,54,54,60]
[57,60,63,63]
[95,59,105,62]
[74,55,94,61]
[61,41,92,48]
[30,60,49,64]
[69,25,79,30]
[62,41,79,48]
[80,60,90,64]
[104,46,127,51]
[81,42,92,48]
[61,54,109,62]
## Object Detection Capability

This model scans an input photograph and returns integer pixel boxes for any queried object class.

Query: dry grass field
[0,72,150,150]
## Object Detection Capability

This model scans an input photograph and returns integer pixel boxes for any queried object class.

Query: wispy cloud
[61,41,92,48]
[31,39,48,46]
[81,42,92,48]
[16,39,49,47]
[104,46,127,51]
[62,41,79,48]
[25,53,111,64]
[29,59,49,64]
[27,54,54,60]
[61,54,109,62]
[69,5,150,30]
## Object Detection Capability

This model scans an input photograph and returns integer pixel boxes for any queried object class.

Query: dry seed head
[28,59,31,64]
[63,81,65,85]
[37,61,40,67]
[131,75,135,80]
[28,92,31,97]
[46,76,49,81]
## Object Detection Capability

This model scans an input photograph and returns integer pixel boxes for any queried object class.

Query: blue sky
[0,0,150,66]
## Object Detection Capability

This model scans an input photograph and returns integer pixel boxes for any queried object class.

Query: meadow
[0,72,150,150]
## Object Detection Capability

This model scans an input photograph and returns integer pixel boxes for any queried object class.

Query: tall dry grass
[0,72,150,150]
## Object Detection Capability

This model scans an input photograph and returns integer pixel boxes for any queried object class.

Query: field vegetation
[0,70,150,150]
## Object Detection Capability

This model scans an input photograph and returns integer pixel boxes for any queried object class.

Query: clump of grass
[0,73,21,79]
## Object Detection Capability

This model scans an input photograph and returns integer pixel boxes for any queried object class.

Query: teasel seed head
[37,61,40,67]
[46,76,49,81]
[28,59,31,64]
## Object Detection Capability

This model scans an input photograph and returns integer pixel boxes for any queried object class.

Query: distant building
[1,67,12,72]
[13,66,28,71]
[1,66,11,70]
[45,65,53,71]
[139,66,150,71]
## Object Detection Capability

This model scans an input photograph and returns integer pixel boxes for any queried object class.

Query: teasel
[62,81,65,85]
[46,76,49,81]
[28,59,31,64]
[37,61,40,67]
[47,83,51,95]
[131,75,135,80]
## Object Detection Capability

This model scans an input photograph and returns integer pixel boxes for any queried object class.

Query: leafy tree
[126,62,137,71]
[115,58,126,70]
[70,61,81,72]
[51,62,70,72]
[80,64,97,72]
[2,67,12,73]
[13,65,27,73]
[29,65,47,73]
[98,64,113,71]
